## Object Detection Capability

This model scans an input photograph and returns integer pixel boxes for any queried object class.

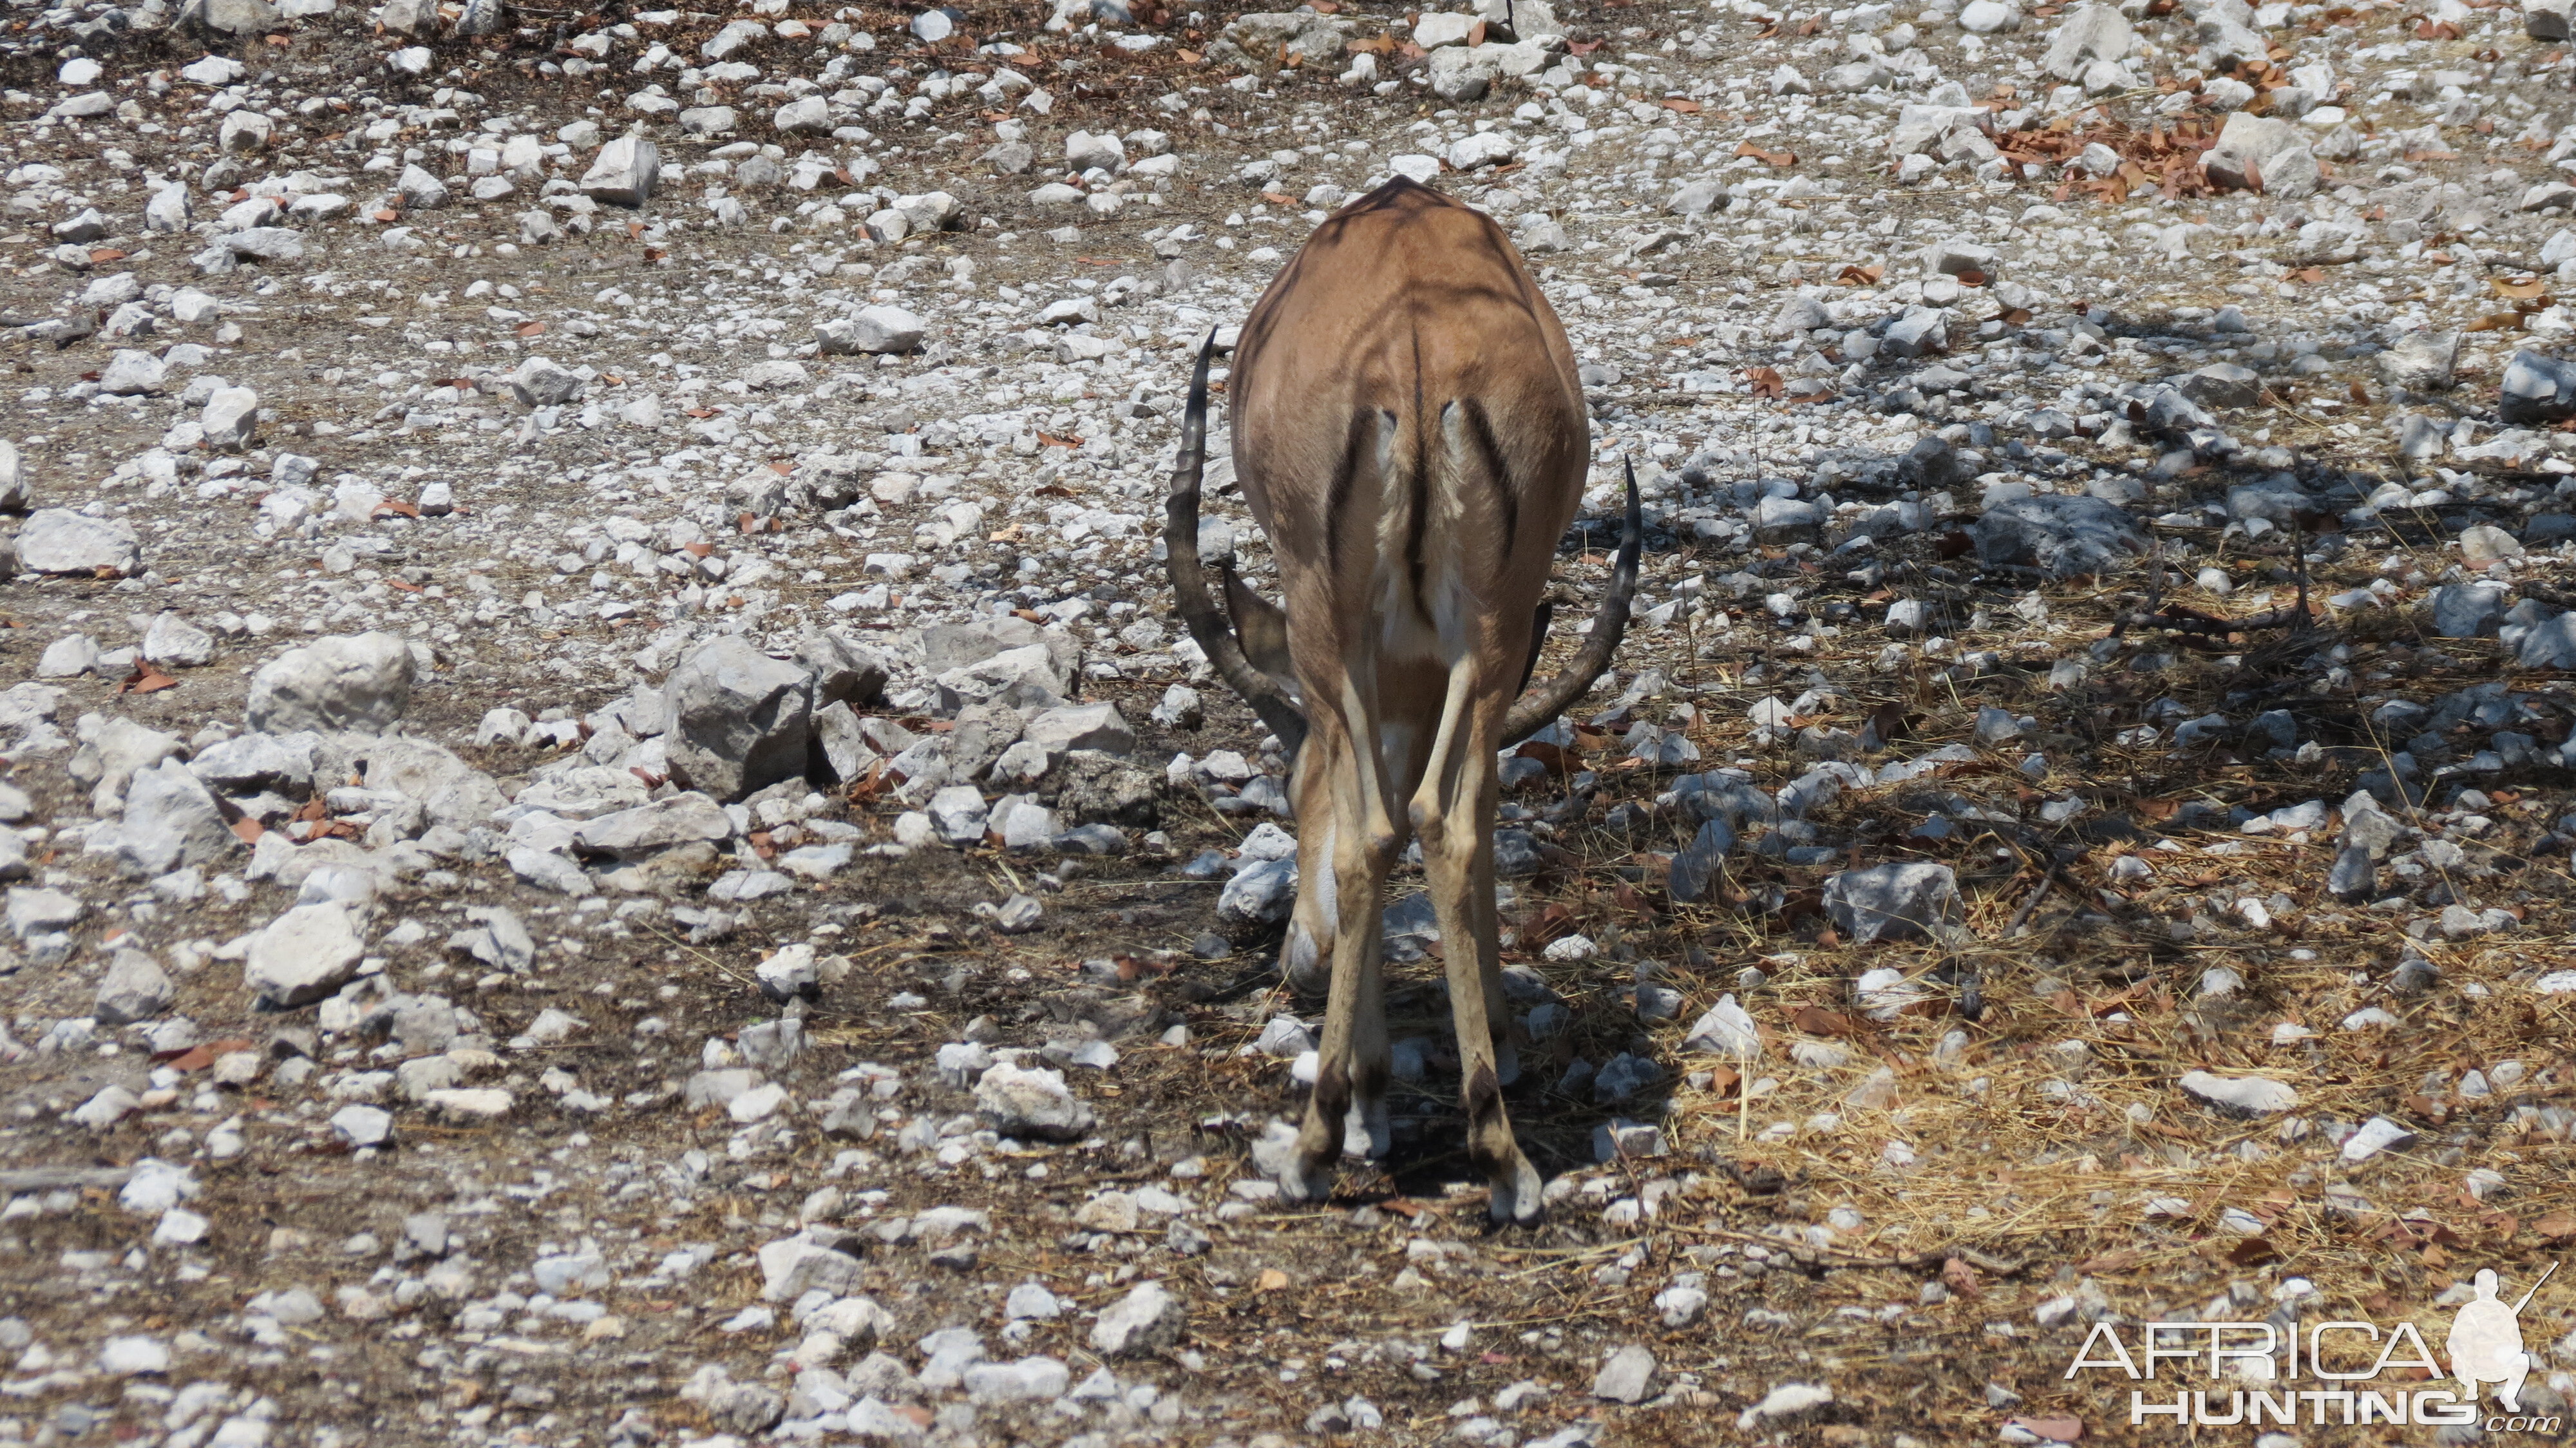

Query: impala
[1164,176,1642,1223]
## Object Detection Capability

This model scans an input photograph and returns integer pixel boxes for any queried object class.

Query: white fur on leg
[1340,1096,1391,1159]
[1282,921,1327,994]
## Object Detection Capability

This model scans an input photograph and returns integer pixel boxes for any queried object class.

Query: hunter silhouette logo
[2450,1263,2553,1414]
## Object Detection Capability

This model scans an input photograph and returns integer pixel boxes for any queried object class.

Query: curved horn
[1500,457,1643,747]
[1164,333,1310,757]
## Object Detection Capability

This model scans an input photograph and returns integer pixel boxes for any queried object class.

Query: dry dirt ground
[4,0,2576,1443]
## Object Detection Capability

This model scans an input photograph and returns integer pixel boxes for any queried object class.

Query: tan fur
[1226,178,1589,1223]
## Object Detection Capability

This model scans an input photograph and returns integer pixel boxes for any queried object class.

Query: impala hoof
[1253,1117,1335,1203]
[1487,1156,1546,1226]
[1276,1154,1335,1205]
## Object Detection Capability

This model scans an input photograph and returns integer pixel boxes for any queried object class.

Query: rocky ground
[6,0,2576,1442]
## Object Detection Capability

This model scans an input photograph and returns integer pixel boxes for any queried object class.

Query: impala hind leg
[1281,736,1338,998]
[1410,664,1543,1224]
[1279,682,1399,1201]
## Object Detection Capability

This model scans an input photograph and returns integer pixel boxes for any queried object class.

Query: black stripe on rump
[1459,397,1519,561]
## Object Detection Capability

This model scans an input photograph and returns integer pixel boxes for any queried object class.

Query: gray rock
[2340,1114,2418,1162]
[2041,2,2134,78]
[0,439,22,511]
[2517,611,2576,668]
[1593,1344,1659,1404]
[1821,861,1964,944]
[1751,495,1820,544]
[142,613,217,668]
[1024,701,1134,759]
[1065,129,1126,171]
[2379,329,2459,391]
[201,387,260,451]
[758,1234,862,1302]
[37,634,99,678]
[95,950,176,1025]
[111,759,236,879]
[396,164,449,208]
[935,643,1071,712]
[194,0,281,32]
[1667,818,1734,904]
[6,886,85,938]
[2179,1068,2298,1115]
[1427,43,1501,100]
[799,627,891,707]
[1770,294,1829,336]
[1971,494,2146,576]
[1088,1281,1184,1356]
[663,636,812,803]
[331,1104,394,1147]
[1684,994,1761,1057]
[947,703,1028,781]
[817,305,926,355]
[964,1356,1071,1405]
[246,633,415,734]
[1881,309,1948,359]
[244,902,365,1007]
[974,1061,1095,1140]
[573,794,733,857]
[506,356,583,408]
[580,135,659,207]
[353,736,506,834]
[222,227,304,263]
[192,732,319,795]
[927,785,990,845]
[508,847,595,896]
[2202,111,2317,199]
[2459,524,2522,566]
[812,701,877,783]
[2429,581,2508,638]
[2179,363,2262,409]
[773,96,832,133]
[2500,349,2576,424]
[99,349,169,396]
[17,509,142,576]
[1218,856,1297,924]
[1898,435,1970,489]
[2326,840,2376,902]
[920,616,1070,673]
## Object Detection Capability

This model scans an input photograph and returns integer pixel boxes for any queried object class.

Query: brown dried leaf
[1790,1004,1853,1036]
